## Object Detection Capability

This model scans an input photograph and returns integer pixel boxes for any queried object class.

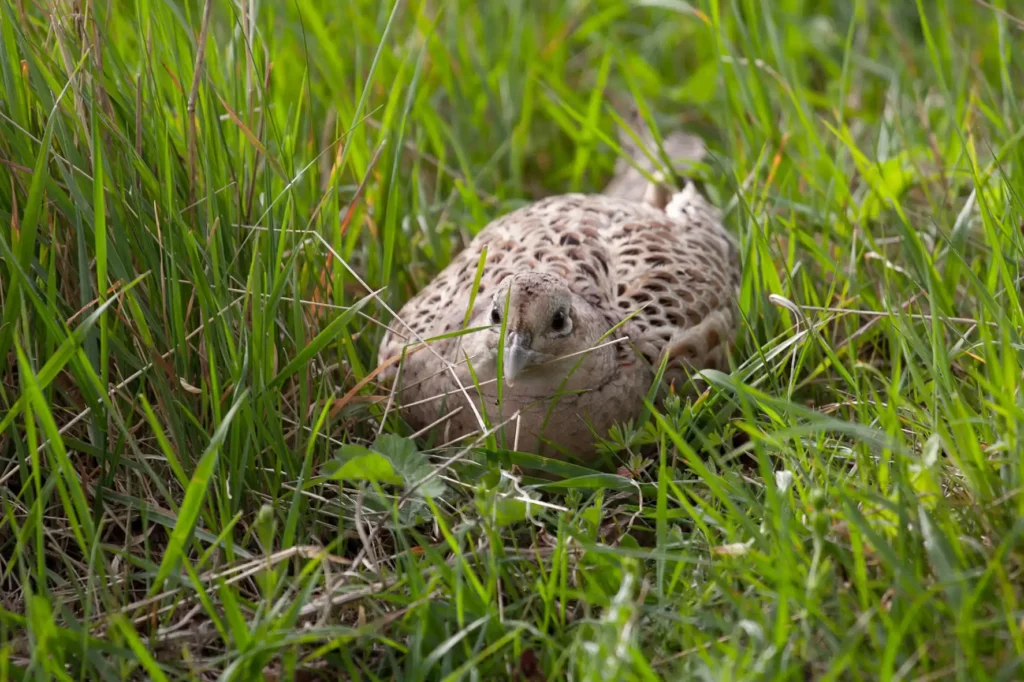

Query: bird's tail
[601,103,706,206]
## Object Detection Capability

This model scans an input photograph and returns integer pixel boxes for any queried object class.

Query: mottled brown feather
[377,130,740,461]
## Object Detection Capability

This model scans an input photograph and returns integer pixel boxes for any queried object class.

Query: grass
[1,0,1024,678]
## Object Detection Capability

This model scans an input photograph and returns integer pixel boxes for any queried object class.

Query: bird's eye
[551,310,566,332]
[491,309,501,325]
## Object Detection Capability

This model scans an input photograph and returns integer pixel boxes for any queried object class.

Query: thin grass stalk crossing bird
[376,117,742,462]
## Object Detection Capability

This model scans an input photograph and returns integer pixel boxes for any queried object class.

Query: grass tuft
[2,0,1024,679]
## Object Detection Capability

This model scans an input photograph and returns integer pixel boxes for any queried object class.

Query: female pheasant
[376,126,741,461]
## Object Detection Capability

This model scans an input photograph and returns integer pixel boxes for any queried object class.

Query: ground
[1,0,1024,680]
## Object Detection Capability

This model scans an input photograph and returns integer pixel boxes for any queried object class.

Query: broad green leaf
[327,446,403,486]
[372,433,446,498]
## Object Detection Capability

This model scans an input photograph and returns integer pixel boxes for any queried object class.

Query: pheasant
[376,121,741,461]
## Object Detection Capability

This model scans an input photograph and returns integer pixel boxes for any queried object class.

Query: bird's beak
[503,331,533,387]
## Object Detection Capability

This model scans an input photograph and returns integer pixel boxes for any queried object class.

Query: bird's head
[488,271,612,388]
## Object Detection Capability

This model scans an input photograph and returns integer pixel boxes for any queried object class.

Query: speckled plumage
[377,128,741,461]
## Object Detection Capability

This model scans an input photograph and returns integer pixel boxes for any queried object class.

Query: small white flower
[774,469,794,492]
